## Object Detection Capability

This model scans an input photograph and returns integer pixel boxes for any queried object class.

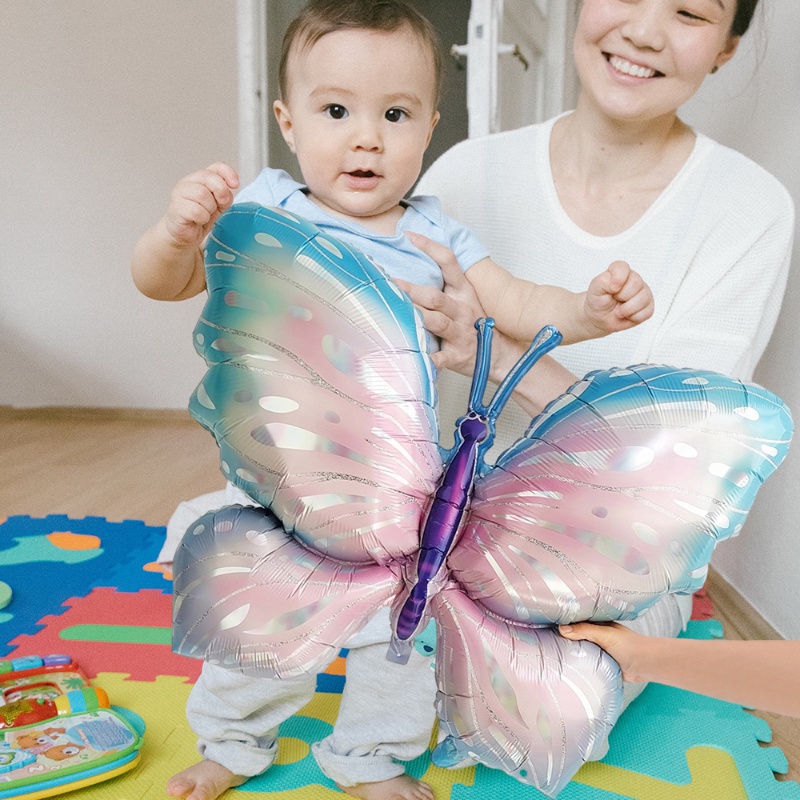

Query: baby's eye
[385,108,408,123]
[324,104,348,120]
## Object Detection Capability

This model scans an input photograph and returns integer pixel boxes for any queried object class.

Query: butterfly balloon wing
[190,203,442,565]
[450,364,793,625]
[174,204,443,675]
[430,586,622,797]
[429,363,790,794]
[172,505,401,677]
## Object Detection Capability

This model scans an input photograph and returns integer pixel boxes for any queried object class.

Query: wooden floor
[1,407,797,785]
[0,406,223,526]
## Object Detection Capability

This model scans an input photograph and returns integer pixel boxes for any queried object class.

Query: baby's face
[275,25,440,233]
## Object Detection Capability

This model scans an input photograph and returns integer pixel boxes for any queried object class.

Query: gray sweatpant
[186,608,438,787]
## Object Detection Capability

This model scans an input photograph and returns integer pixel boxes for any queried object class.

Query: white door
[453,0,579,138]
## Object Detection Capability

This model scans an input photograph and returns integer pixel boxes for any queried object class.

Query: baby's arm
[560,622,800,718]
[465,258,653,345]
[132,163,239,300]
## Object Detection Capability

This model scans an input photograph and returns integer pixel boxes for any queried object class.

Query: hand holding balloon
[398,231,577,416]
[132,163,240,301]
[560,623,800,718]
[396,231,488,375]
[162,163,241,248]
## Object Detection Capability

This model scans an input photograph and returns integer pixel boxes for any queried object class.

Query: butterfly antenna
[485,325,563,425]
[467,318,495,415]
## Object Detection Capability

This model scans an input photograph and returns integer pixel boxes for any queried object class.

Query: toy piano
[0,654,144,799]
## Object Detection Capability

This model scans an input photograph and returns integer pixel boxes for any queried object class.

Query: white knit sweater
[417,115,795,455]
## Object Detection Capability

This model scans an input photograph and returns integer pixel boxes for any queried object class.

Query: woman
[401,0,793,735]
[407,0,792,439]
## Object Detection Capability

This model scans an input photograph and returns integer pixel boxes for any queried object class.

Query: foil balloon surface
[188,203,441,566]
[173,203,792,797]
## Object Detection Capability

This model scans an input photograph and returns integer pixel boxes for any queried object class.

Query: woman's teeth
[609,55,657,78]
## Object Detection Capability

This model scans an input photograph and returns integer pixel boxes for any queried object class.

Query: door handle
[498,43,529,71]
[450,43,469,70]
[449,42,529,71]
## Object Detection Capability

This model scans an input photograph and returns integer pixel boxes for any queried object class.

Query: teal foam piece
[237,715,337,794]
[0,533,104,566]
[449,774,630,799]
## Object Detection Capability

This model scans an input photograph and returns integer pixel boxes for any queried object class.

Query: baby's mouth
[348,170,378,178]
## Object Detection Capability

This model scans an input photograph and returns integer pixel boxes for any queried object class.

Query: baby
[131,2,654,799]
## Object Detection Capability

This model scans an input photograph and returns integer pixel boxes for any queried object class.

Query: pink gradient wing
[449,365,792,624]
[190,205,442,565]
[431,586,622,796]
[172,505,402,677]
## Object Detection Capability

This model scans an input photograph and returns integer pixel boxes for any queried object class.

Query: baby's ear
[273,100,296,153]
[425,110,441,147]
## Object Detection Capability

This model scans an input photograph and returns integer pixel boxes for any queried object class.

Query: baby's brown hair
[279,0,444,105]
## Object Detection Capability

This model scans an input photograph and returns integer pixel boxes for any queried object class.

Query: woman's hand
[559,622,648,683]
[399,232,577,415]
[396,232,486,374]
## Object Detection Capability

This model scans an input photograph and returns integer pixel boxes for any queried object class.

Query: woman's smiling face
[574,0,740,124]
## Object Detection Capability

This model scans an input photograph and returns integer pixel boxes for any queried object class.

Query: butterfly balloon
[173,204,792,797]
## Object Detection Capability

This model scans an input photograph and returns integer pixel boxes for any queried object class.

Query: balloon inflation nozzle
[386,636,412,665]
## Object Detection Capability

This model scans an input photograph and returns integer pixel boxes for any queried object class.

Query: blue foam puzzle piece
[0,515,167,656]
[314,672,345,694]
[97,534,170,593]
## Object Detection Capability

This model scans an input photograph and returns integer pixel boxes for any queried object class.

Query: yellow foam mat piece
[576,746,748,799]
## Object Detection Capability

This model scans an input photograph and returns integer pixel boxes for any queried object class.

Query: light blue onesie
[234,167,489,287]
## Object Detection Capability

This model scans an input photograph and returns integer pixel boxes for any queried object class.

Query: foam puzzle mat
[1,514,798,800]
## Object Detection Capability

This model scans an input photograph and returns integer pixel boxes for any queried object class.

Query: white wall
[3,2,798,637]
[1,1,238,409]
[682,3,800,638]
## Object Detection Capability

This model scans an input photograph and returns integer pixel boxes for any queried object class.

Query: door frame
[463,0,580,138]
[236,0,270,184]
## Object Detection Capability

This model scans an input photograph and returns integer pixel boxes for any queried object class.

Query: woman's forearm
[642,638,800,717]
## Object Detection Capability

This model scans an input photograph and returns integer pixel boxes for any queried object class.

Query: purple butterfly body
[394,413,488,639]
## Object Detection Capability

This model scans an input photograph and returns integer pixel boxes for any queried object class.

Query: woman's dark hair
[731,0,760,37]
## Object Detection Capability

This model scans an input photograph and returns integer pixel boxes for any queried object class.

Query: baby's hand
[584,261,654,336]
[163,163,240,248]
